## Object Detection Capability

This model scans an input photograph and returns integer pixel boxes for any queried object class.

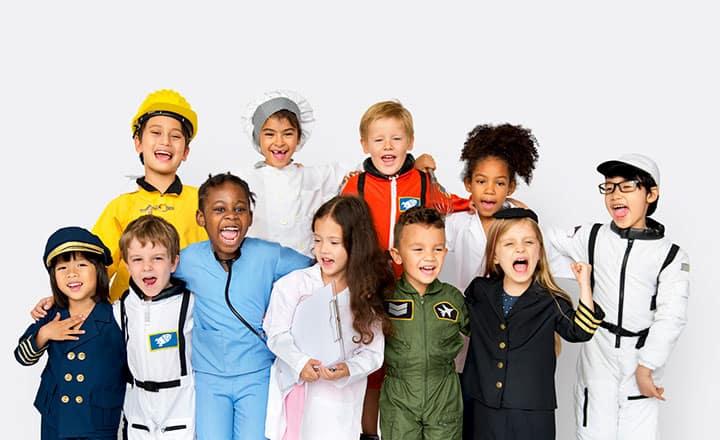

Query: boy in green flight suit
[381,207,469,440]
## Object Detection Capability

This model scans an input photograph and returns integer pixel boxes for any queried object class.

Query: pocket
[33,380,56,414]
[161,417,193,438]
[91,387,124,428]
[193,327,226,373]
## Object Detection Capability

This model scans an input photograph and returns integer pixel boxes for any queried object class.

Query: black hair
[48,251,110,309]
[198,172,256,211]
[267,109,301,136]
[460,123,539,185]
[600,163,659,216]
[134,112,192,164]
[393,206,445,248]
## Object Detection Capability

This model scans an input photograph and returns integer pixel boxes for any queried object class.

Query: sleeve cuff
[574,301,604,335]
[15,334,47,365]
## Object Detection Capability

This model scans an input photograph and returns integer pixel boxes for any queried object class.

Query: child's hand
[571,262,592,288]
[506,197,528,209]
[31,296,54,321]
[318,362,350,381]
[414,154,436,171]
[300,359,322,383]
[636,364,666,400]
[36,313,86,348]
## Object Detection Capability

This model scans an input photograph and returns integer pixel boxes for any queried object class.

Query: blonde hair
[119,215,180,262]
[484,217,571,304]
[359,100,414,141]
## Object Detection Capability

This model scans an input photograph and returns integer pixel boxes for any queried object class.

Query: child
[15,227,126,439]
[239,91,434,256]
[544,154,690,440]
[263,196,393,439]
[380,207,469,440]
[341,100,468,438]
[173,172,313,440]
[461,208,604,440]
[93,89,207,301]
[115,215,195,438]
[440,123,539,292]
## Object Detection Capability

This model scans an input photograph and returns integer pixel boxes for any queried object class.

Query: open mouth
[512,258,529,274]
[142,277,157,286]
[381,154,397,165]
[612,204,629,219]
[419,264,436,276]
[154,149,173,161]
[67,282,82,291]
[270,149,289,161]
[479,199,497,211]
[219,226,240,244]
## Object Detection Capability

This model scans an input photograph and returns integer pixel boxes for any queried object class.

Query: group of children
[15,88,690,440]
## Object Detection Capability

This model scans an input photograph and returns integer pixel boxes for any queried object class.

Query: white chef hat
[240,90,315,153]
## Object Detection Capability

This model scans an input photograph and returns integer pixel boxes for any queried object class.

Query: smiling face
[125,239,178,299]
[603,177,658,229]
[361,117,414,176]
[390,223,446,295]
[134,115,189,176]
[313,215,349,289]
[53,253,98,305]
[492,220,541,292]
[259,115,300,168]
[196,182,253,260]
[465,156,516,222]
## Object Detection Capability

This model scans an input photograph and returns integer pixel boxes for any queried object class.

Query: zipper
[388,176,398,249]
[616,238,635,348]
[420,295,428,405]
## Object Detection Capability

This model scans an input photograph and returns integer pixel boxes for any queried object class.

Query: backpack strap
[357,172,366,200]
[419,170,427,206]
[650,244,680,311]
[177,289,191,376]
[588,223,602,290]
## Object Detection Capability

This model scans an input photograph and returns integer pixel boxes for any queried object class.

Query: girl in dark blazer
[15,227,126,440]
[461,209,604,440]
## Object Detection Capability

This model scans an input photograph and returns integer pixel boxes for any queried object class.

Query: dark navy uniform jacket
[15,301,126,438]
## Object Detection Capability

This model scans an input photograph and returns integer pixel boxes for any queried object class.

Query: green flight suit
[380,276,470,440]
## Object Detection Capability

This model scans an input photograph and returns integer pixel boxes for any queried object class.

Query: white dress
[239,162,355,256]
[263,264,384,440]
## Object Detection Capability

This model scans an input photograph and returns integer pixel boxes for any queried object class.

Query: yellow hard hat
[131,89,198,141]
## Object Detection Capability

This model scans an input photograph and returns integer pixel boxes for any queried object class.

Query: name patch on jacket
[385,300,413,320]
[148,331,179,351]
[433,301,458,322]
[398,197,420,212]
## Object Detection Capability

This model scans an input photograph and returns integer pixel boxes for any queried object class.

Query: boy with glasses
[546,154,690,440]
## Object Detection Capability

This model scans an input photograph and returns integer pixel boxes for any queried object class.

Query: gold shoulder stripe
[575,311,599,329]
[574,317,596,335]
[578,302,602,324]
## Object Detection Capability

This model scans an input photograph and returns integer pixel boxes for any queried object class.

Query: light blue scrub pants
[195,368,271,440]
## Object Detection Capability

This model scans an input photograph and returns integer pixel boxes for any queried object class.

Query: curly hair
[313,196,394,343]
[461,123,539,185]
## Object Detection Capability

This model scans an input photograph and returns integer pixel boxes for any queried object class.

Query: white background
[1,2,716,438]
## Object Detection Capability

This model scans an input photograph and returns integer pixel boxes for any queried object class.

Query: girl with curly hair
[263,195,394,440]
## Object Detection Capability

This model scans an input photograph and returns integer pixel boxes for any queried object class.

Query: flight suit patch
[148,331,179,351]
[385,300,414,320]
[398,197,420,213]
[433,301,458,322]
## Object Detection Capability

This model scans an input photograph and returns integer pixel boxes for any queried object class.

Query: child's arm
[318,322,384,387]
[273,247,313,281]
[635,247,690,398]
[14,310,85,365]
[555,262,605,342]
[544,224,592,279]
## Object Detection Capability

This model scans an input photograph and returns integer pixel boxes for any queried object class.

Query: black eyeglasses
[598,180,641,194]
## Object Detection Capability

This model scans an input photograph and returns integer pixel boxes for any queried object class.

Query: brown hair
[119,215,180,262]
[313,196,394,343]
[265,109,301,139]
[48,251,110,309]
[359,100,414,141]
[484,217,571,304]
[393,206,445,249]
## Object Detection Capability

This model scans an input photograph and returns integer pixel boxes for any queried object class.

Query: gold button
[500,323,507,330]
[76,374,85,383]
[67,352,76,361]
[75,395,84,404]
[78,352,86,361]
[61,395,69,403]
[499,342,507,349]
[496,381,503,389]
[497,361,504,369]
[64,373,73,382]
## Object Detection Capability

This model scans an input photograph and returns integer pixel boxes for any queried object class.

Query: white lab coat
[239,162,355,256]
[546,221,690,440]
[263,264,384,440]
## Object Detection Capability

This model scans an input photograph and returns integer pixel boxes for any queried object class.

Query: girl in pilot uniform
[15,227,126,440]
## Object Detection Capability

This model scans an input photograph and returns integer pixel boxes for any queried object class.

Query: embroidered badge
[681,263,690,272]
[148,331,179,351]
[385,300,414,320]
[398,197,420,213]
[433,301,459,322]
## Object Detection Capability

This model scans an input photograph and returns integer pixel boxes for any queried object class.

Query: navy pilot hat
[43,226,113,269]
[493,207,539,224]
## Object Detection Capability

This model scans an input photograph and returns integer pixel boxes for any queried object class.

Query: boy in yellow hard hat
[71,89,207,302]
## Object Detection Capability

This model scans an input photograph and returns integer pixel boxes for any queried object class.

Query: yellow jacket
[92,177,207,301]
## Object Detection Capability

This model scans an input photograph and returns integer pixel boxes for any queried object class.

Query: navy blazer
[461,277,604,411]
[15,301,126,438]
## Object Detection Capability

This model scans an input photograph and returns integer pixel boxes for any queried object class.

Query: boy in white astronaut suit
[546,154,690,440]
[115,215,195,439]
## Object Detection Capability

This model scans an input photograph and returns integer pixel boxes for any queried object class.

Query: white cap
[597,153,660,186]
[240,90,315,154]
